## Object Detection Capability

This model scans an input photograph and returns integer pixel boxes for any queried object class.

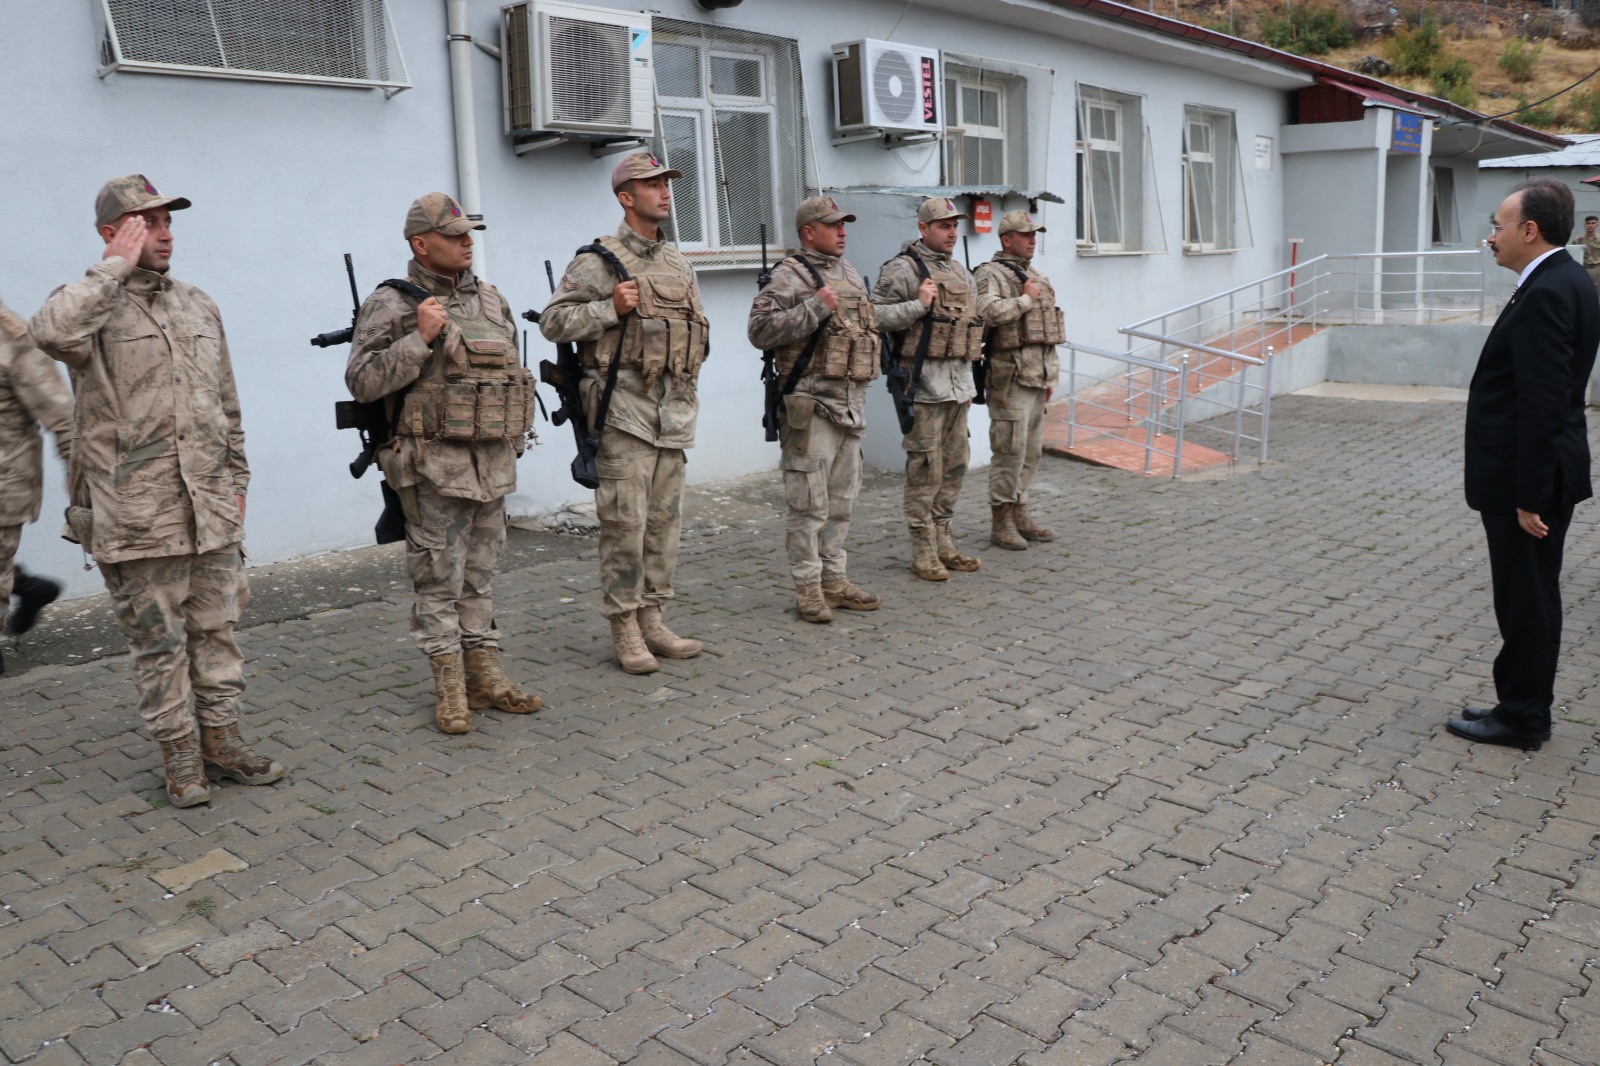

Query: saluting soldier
[872,197,985,582]
[540,152,708,674]
[748,196,883,623]
[975,209,1061,550]
[31,175,284,807]
[345,193,542,735]
[0,297,73,674]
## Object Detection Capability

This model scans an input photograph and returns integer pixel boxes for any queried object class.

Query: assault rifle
[965,236,988,406]
[880,333,915,436]
[313,253,426,544]
[757,224,781,442]
[529,260,599,489]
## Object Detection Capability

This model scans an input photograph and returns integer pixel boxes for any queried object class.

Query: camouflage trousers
[99,546,248,742]
[779,397,862,586]
[903,399,971,530]
[0,524,19,631]
[595,429,685,619]
[1588,265,1600,293]
[402,482,506,657]
[987,379,1048,506]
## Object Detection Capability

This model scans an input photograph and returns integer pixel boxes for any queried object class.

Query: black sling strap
[575,241,634,445]
[779,254,831,397]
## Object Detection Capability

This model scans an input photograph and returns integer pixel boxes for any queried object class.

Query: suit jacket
[1465,249,1600,515]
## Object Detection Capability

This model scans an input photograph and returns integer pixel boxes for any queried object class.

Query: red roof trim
[1035,0,1567,149]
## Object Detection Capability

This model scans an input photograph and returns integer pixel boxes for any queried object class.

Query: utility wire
[1440,64,1600,126]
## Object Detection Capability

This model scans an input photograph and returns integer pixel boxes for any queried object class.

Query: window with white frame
[1076,85,1165,255]
[1432,166,1460,245]
[652,20,816,266]
[98,0,409,92]
[943,64,1027,186]
[1182,106,1249,253]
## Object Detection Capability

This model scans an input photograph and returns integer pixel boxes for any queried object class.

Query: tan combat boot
[822,577,882,612]
[910,526,949,582]
[158,732,210,808]
[200,723,287,785]
[990,503,1027,551]
[936,521,982,572]
[428,652,472,734]
[610,611,660,674]
[639,605,703,658]
[464,647,543,714]
[1013,503,1055,542]
[795,583,833,624]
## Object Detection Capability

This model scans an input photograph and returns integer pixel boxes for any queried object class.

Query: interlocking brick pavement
[4,394,1600,1064]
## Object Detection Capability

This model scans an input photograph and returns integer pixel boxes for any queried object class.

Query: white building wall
[3,0,1301,596]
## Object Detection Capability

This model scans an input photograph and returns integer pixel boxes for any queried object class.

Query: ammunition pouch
[991,304,1066,350]
[590,274,708,383]
[396,371,538,441]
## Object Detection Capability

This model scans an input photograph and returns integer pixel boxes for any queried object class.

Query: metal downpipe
[445,0,487,273]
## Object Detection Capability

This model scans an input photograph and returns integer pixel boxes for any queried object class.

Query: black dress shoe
[6,567,61,636]
[1459,706,1494,722]
[1446,716,1550,750]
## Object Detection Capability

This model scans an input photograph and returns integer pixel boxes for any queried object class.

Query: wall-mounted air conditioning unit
[832,39,943,140]
[502,0,653,148]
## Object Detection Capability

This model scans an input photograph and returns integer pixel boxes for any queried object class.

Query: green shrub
[1498,38,1542,84]
[1257,5,1355,56]
[1515,94,1561,128]
[1572,89,1600,129]
[1388,14,1443,76]
[1432,57,1477,107]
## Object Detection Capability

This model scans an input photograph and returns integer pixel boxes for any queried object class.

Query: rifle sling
[778,255,830,399]
[368,277,435,452]
[575,242,634,445]
[900,250,936,403]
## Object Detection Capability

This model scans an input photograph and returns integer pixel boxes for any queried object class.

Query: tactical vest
[772,255,880,383]
[987,261,1066,354]
[395,281,537,442]
[583,235,709,385]
[892,249,984,362]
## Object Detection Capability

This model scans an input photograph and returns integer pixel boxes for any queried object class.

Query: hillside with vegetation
[1172,0,1600,131]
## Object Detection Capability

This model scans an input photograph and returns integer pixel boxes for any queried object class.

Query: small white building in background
[0,0,1561,598]
[1480,133,1600,229]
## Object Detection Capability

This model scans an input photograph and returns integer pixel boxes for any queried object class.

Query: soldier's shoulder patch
[358,325,380,341]
[560,275,578,292]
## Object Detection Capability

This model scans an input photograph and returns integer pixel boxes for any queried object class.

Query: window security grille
[98,0,410,93]
[1076,84,1165,255]
[1182,106,1252,253]
[651,19,818,267]
[941,53,1052,194]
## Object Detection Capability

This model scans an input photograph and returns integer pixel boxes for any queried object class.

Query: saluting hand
[1022,279,1041,300]
[917,278,937,308]
[817,285,839,312]
[613,280,640,317]
[417,297,448,345]
[103,216,147,265]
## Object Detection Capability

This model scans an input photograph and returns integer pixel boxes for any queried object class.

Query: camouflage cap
[94,174,192,229]
[917,196,969,224]
[611,151,682,191]
[998,210,1046,236]
[404,193,485,239]
[795,195,855,231]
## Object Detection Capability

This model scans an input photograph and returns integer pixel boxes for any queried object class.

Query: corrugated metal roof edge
[1036,0,1569,150]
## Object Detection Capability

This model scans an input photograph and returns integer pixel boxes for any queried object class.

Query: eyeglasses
[1488,219,1533,234]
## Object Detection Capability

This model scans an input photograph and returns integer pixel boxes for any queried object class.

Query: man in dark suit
[1451,178,1600,750]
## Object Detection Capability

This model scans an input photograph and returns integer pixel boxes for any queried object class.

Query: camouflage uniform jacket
[975,253,1062,390]
[1582,235,1600,269]
[872,240,976,405]
[345,261,521,503]
[539,223,701,450]
[0,302,73,525]
[30,259,248,563]
[747,250,872,431]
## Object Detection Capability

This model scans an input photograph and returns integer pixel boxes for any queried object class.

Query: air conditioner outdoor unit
[832,39,943,138]
[502,0,654,142]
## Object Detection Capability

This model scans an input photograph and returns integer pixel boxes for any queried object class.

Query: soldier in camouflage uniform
[748,196,883,623]
[1577,216,1600,292]
[975,210,1061,551]
[346,193,542,735]
[873,197,984,582]
[540,152,708,674]
[31,175,284,807]
[0,297,73,674]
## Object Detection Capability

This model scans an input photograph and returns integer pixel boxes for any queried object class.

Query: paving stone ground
[4,393,1600,1066]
